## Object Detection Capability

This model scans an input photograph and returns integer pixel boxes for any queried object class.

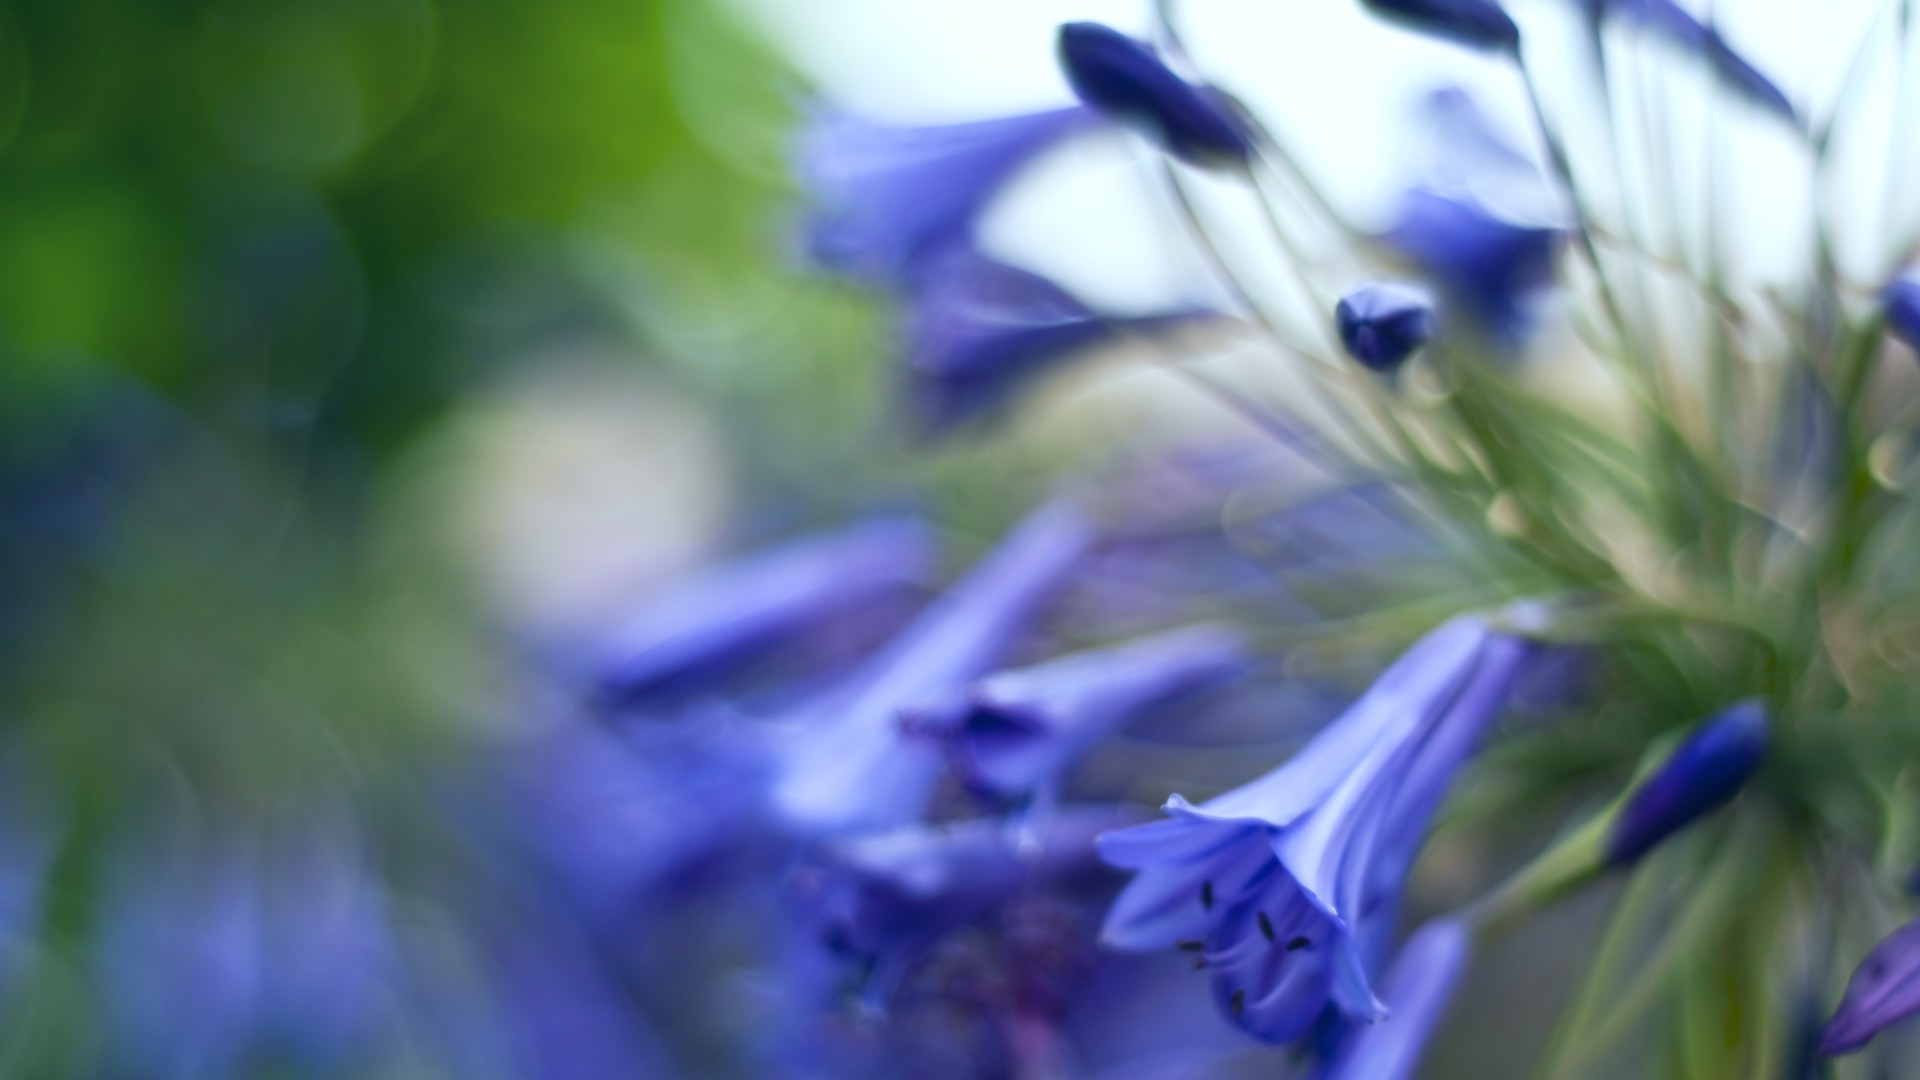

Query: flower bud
[1820,918,1920,1056]
[1360,0,1520,53]
[1335,283,1437,372]
[1604,699,1767,866]
[1056,22,1252,167]
[1885,272,1920,351]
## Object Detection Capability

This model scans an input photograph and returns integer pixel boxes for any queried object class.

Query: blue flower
[1591,0,1797,124]
[798,106,1097,285]
[1360,0,1521,52]
[1884,271,1920,351]
[1096,615,1530,1043]
[902,246,1213,434]
[1819,918,1920,1056]
[591,517,935,708]
[1603,698,1767,866]
[772,503,1095,836]
[903,624,1248,800]
[1335,284,1438,372]
[1319,918,1471,1080]
[813,809,1119,1002]
[1056,22,1252,167]
[1381,187,1561,344]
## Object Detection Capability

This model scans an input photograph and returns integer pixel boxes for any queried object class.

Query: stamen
[1257,911,1275,942]
[1200,880,1214,911]
[1286,936,1311,952]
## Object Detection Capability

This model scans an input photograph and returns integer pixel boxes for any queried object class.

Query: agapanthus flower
[1884,270,1920,351]
[1335,284,1438,372]
[772,503,1095,836]
[1382,187,1561,343]
[591,517,935,708]
[1591,0,1798,124]
[1055,22,1252,167]
[1318,918,1471,1080]
[902,246,1213,433]
[903,624,1249,801]
[1360,0,1521,52]
[813,809,1121,998]
[1818,918,1920,1056]
[1603,698,1767,867]
[799,106,1098,285]
[1096,614,1531,1042]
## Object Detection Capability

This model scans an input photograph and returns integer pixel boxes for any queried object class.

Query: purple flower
[1819,918,1920,1056]
[903,624,1248,801]
[591,517,935,708]
[1056,22,1252,167]
[1885,272,1920,351]
[1382,187,1561,344]
[814,809,1120,995]
[903,247,1212,433]
[1603,699,1767,866]
[1361,0,1521,52]
[1096,615,1529,1043]
[772,503,1095,836]
[1318,918,1471,1080]
[799,106,1097,285]
[1593,0,1797,124]
[1335,284,1438,372]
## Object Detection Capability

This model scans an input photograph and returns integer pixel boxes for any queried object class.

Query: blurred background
[0,0,1905,1076]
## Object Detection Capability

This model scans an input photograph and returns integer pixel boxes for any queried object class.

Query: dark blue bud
[1596,0,1797,125]
[1605,699,1767,866]
[1884,273,1920,351]
[1360,0,1521,52]
[1336,284,1438,372]
[1056,22,1252,167]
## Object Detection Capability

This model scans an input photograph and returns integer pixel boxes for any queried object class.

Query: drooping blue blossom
[1382,187,1562,343]
[1319,918,1471,1080]
[1360,0,1521,52]
[1335,284,1439,372]
[812,808,1121,1003]
[799,105,1099,285]
[590,517,935,708]
[1096,615,1531,1043]
[902,246,1213,433]
[1818,918,1920,1056]
[1884,270,1920,351]
[772,503,1095,836]
[1591,0,1798,125]
[903,624,1248,801]
[1603,698,1767,867]
[1055,22,1252,167]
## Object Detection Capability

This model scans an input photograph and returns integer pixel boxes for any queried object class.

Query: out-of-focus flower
[773,503,1095,836]
[903,624,1248,801]
[1603,699,1767,867]
[1319,918,1471,1080]
[1592,0,1798,124]
[590,517,935,709]
[1884,271,1920,351]
[1819,919,1920,1056]
[1382,187,1561,344]
[1335,284,1439,372]
[814,809,1120,999]
[1096,615,1530,1043]
[799,106,1098,285]
[1055,22,1252,167]
[1360,0,1521,52]
[902,247,1214,434]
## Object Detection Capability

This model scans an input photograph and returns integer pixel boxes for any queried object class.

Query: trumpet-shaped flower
[1335,284,1438,372]
[1097,615,1530,1043]
[799,106,1098,285]
[904,624,1248,800]
[903,246,1212,433]
[1819,918,1920,1056]
[1056,22,1252,167]
[772,503,1094,836]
